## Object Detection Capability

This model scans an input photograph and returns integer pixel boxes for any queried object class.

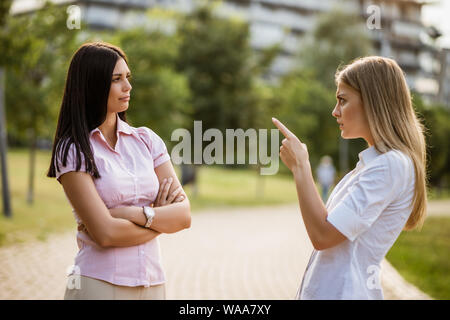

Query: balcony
[249,3,315,33]
[84,5,120,29]
[257,0,340,13]
[391,20,424,40]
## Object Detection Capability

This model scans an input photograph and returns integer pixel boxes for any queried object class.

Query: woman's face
[107,58,132,113]
[332,81,374,146]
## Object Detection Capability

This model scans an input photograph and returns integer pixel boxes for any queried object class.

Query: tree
[298,7,373,90]
[176,4,259,133]
[271,71,337,172]
[413,93,450,191]
[293,8,373,176]
[3,1,80,204]
[0,0,13,216]
[111,27,192,144]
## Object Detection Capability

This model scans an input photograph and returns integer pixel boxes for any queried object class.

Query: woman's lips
[119,96,130,101]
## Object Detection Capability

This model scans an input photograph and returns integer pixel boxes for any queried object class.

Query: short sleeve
[138,127,171,168]
[326,159,400,241]
[54,141,87,184]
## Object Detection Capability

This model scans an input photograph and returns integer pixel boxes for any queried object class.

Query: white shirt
[297,146,415,300]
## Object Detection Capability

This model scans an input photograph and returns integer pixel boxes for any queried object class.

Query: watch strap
[143,206,155,228]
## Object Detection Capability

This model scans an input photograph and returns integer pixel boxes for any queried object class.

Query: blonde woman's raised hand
[272,117,310,174]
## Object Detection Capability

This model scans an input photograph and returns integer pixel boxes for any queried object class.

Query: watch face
[144,207,154,228]
[145,206,154,218]
[144,207,150,218]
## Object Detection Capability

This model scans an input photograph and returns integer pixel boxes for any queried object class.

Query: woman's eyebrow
[112,72,131,76]
[336,93,347,98]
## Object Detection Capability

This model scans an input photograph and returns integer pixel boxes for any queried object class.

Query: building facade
[10,0,448,105]
[158,0,447,104]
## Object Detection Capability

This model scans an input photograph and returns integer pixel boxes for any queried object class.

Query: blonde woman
[272,56,427,300]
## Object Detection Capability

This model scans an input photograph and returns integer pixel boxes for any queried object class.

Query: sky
[422,0,450,48]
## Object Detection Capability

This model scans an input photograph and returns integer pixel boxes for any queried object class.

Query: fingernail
[163,178,167,183]
[169,177,173,182]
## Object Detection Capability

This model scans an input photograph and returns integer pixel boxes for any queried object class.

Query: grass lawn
[428,187,450,200]
[182,166,298,209]
[386,216,450,300]
[0,148,298,247]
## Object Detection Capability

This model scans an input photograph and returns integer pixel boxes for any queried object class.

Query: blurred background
[0,0,449,300]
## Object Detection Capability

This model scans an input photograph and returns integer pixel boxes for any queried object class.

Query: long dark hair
[47,42,129,180]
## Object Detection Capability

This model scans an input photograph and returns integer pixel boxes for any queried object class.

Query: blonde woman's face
[107,58,132,114]
[332,82,374,145]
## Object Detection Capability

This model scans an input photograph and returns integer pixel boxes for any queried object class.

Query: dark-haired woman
[48,42,191,300]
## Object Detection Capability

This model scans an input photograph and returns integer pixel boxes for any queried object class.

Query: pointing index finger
[272,117,294,138]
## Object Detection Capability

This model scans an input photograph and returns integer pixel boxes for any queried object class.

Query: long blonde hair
[335,56,427,230]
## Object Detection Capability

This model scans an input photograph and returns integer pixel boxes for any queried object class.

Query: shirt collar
[89,113,133,137]
[116,114,133,135]
[358,145,380,166]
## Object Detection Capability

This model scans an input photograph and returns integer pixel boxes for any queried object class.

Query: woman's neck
[98,112,117,140]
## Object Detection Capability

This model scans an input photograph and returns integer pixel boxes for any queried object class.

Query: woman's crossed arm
[61,160,190,248]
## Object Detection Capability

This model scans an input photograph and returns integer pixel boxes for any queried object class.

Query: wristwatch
[142,206,155,229]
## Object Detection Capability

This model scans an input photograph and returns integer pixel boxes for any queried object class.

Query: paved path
[426,199,450,217]
[0,203,438,300]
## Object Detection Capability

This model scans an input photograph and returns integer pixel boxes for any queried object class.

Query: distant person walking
[316,156,335,202]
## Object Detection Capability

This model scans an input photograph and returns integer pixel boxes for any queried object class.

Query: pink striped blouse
[55,114,170,287]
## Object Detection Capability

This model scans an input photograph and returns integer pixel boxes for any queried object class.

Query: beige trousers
[64,275,166,300]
